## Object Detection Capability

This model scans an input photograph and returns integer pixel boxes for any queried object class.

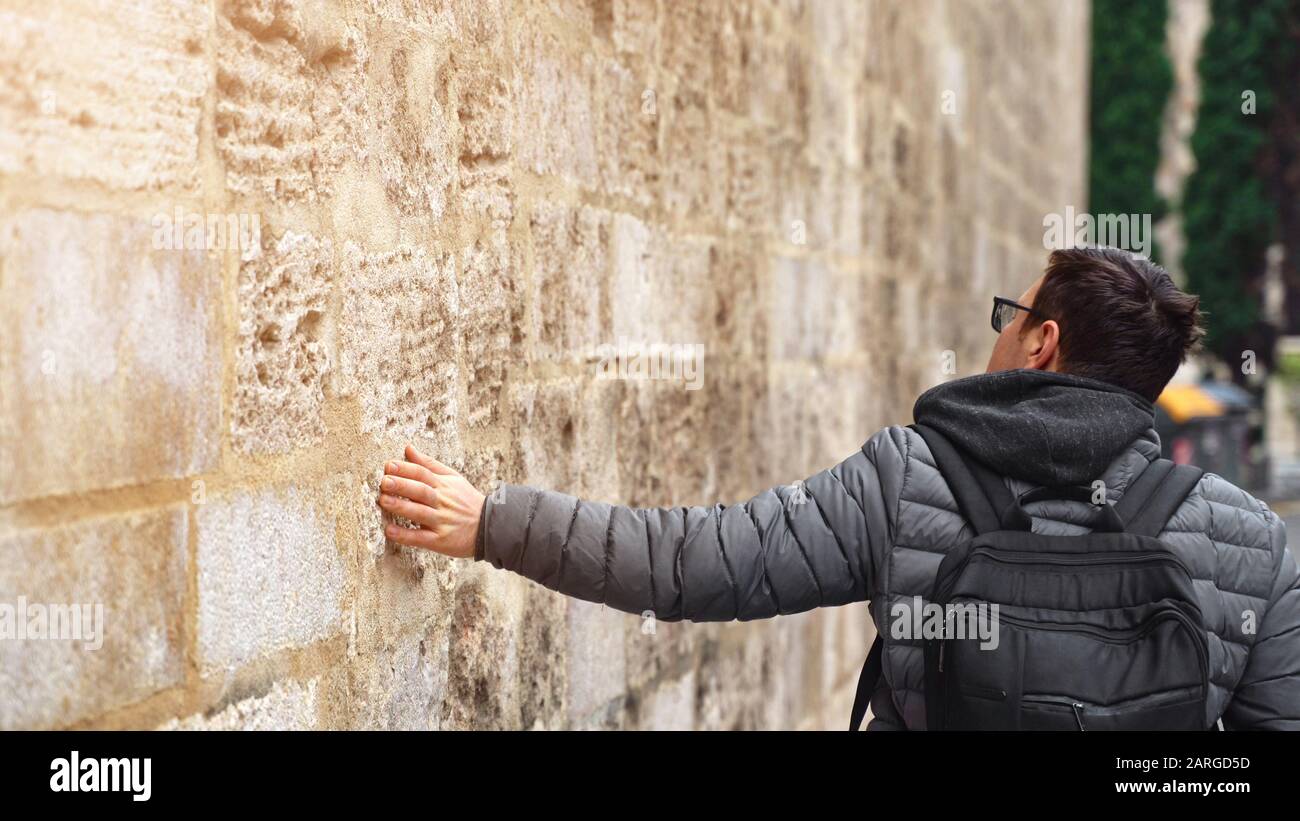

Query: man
[376,247,1300,729]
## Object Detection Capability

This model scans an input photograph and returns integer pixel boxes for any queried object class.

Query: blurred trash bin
[1155,381,1262,492]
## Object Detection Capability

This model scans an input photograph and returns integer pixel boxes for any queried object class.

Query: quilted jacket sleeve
[474,428,908,622]
[1222,514,1300,730]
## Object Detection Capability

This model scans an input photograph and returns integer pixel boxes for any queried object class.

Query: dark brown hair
[1024,248,1205,402]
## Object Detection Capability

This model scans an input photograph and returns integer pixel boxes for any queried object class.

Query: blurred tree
[1090,0,1173,257]
[1182,0,1293,368]
[1262,1,1300,335]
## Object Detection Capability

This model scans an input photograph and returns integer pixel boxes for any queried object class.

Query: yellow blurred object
[1157,384,1225,423]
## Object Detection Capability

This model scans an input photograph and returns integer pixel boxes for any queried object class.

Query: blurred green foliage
[1182,0,1291,359]
[1276,349,1300,382]
[1089,0,1173,254]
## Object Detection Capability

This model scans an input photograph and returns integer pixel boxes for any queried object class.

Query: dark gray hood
[912,369,1156,487]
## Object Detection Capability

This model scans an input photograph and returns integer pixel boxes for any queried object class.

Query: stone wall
[0,0,1089,729]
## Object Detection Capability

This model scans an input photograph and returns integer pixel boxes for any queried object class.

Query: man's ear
[1025,319,1061,371]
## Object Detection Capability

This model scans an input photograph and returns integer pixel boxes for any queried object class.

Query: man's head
[985,247,1205,402]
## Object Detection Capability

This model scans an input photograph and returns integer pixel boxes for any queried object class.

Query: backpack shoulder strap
[851,426,1015,731]
[911,424,1026,535]
[1113,457,1204,538]
[849,635,883,731]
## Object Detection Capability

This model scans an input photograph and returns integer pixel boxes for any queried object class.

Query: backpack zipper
[996,607,1208,681]
[998,609,1189,644]
[1021,686,1204,730]
[932,548,1194,603]
[1018,695,1088,729]
[973,548,1189,570]
[947,609,1209,730]
[937,607,1202,681]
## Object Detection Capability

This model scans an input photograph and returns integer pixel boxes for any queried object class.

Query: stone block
[0,507,188,729]
[0,209,220,504]
[0,1,208,190]
[232,231,334,454]
[196,486,348,672]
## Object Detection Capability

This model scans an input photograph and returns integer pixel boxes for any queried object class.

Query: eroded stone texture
[529,202,610,362]
[348,627,451,730]
[768,257,839,363]
[458,65,515,225]
[513,29,598,185]
[450,3,511,210]
[337,243,461,443]
[607,214,712,346]
[516,584,568,729]
[509,379,581,490]
[233,231,334,453]
[0,0,208,190]
[215,0,368,202]
[638,670,696,730]
[0,209,220,504]
[460,233,521,427]
[0,508,188,730]
[593,0,659,58]
[596,57,658,205]
[370,36,458,218]
[442,575,514,729]
[695,629,768,730]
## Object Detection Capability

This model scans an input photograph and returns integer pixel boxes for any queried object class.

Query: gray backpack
[851,424,1208,731]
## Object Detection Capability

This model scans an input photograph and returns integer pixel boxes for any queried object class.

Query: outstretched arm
[379,434,904,622]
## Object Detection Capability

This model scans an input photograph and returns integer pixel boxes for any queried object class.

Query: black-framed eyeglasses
[991,296,1042,333]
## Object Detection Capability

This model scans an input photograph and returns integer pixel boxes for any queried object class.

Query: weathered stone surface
[513,30,598,185]
[608,215,712,346]
[596,57,658,205]
[0,1,208,190]
[516,584,568,730]
[215,0,368,202]
[593,0,659,58]
[769,257,842,363]
[638,671,696,731]
[160,677,320,730]
[460,233,521,427]
[459,81,511,165]
[233,231,334,453]
[338,243,460,444]
[696,629,767,730]
[530,202,610,362]
[458,65,515,225]
[369,35,457,217]
[0,508,188,729]
[196,487,347,672]
[0,0,1092,729]
[566,600,626,729]
[0,209,220,504]
[348,628,450,730]
[509,379,581,490]
[442,574,514,730]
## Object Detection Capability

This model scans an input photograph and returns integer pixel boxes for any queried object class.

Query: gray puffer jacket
[476,370,1300,729]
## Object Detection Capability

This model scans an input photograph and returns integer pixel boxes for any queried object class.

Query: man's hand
[378,445,485,558]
